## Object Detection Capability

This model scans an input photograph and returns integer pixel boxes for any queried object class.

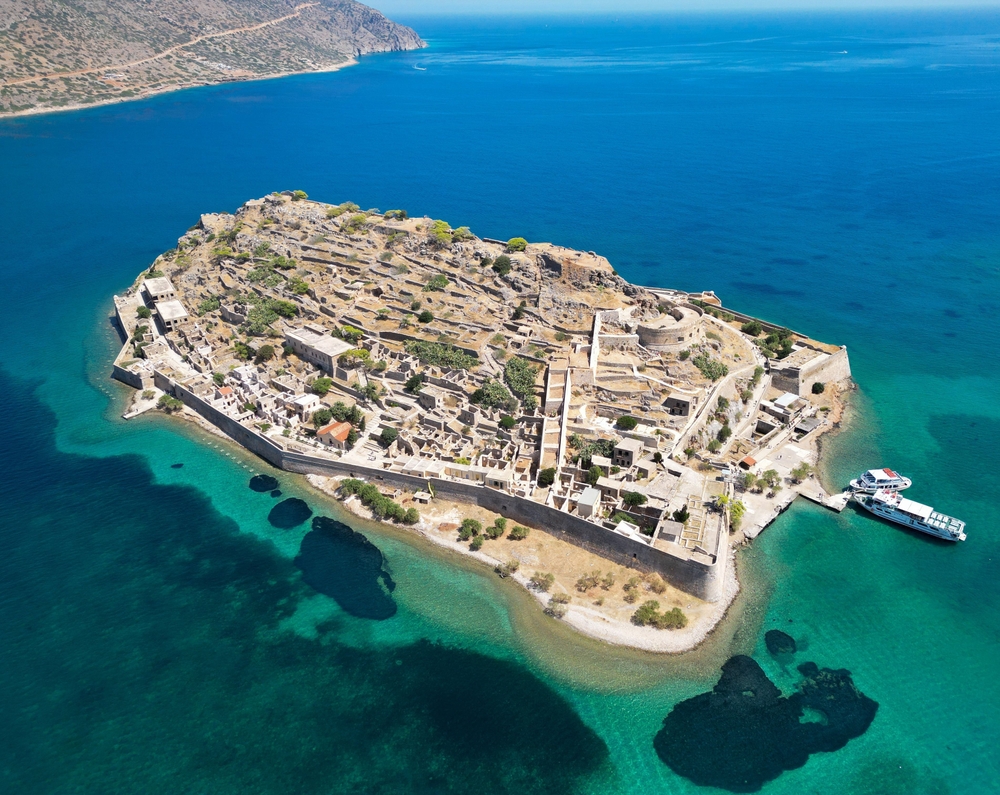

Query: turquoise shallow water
[1,10,999,794]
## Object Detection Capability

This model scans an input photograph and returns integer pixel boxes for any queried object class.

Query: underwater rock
[170,463,184,469]
[267,498,312,529]
[249,474,279,493]
[270,489,282,498]
[653,655,877,792]
[295,516,397,619]
[765,629,797,655]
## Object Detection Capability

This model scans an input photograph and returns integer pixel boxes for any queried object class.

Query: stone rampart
[140,371,725,602]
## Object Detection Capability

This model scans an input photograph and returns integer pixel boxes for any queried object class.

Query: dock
[800,489,852,513]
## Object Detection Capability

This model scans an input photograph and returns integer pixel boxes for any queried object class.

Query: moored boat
[854,489,966,542]
[849,468,912,493]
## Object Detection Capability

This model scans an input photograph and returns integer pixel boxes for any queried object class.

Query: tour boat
[849,468,912,493]
[854,489,966,542]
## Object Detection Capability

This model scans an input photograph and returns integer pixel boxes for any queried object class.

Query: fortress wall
[799,346,852,396]
[147,374,725,603]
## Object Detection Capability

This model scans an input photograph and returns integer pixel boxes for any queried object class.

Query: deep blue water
[1,10,999,794]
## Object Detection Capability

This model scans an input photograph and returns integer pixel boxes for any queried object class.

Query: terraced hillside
[0,0,423,115]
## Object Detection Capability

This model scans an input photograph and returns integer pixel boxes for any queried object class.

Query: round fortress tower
[637,303,704,352]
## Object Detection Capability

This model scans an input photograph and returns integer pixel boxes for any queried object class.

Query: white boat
[849,468,912,493]
[855,489,966,542]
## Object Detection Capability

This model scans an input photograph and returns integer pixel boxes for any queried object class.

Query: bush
[417,310,434,324]
[615,415,638,431]
[575,571,601,592]
[679,349,691,361]
[529,572,555,592]
[485,518,506,539]
[600,572,615,590]
[537,467,556,488]
[672,505,690,523]
[384,209,407,220]
[509,525,530,541]
[380,427,398,447]
[512,301,527,321]
[424,274,449,292]
[717,424,732,443]
[544,601,567,619]
[402,507,420,525]
[585,465,603,485]
[507,237,528,252]
[812,381,826,394]
[470,535,484,551]
[622,491,647,508]
[136,306,151,319]
[646,573,667,594]
[492,255,512,276]
[707,439,721,453]
[452,226,474,242]
[312,377,333,396]
[212,372,225,386]
[741,320,763,336]
[499,415,517,430]
[790,463,813,482]
[495,560,519,578]
[291,190,308,201]
[550,592,570,605]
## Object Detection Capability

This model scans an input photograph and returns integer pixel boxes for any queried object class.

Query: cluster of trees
[343,214,369,235]
[692,353,729,381]
[503,356,539,411]
[575,570,616,592]
[470,378,518,413]
[790,462,813,482]
[568,434,616,469]
[716,495,748,531]
[742,469,782,494]
[240,296,298,336]
[631,601,688,630]
[338,478,419,525]
[757,326,794,359]
[157,394,183,413]
[197,296,220,316]
[403,340,478,370]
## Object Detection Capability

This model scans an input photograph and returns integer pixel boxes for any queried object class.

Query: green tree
[136,306,151,319]
[499,415,517,430]
[729,499,747,530]
[402,507,420,525]
[507,237,528,252]
[157,394,183,413]
[623,491,647,508]
[741,471,759,492]
[254,344,275,364]
[672,505,690,523]
[212,372,225,386]
[529,572,555,592]
[587,465,604,485]
[404,373,424,394]
[312,408,333,428]
[492,255,512,276]
[615,415,638,431]
[537,467,556,488]
[790,462,813,483]
[346,428,359,448]
[458,518,482,541]
[741,320,763,336]
[509,525,530,540]
[417,310,434,323]
[380,427,399,447]
[812,381,826,394]
[312,377,333,396]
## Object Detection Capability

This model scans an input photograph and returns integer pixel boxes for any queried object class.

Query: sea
[1,10,998,794]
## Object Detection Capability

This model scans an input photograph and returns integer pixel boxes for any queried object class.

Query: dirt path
[1,2,319,87]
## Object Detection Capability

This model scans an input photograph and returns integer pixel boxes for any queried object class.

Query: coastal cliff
[0,0,424,117]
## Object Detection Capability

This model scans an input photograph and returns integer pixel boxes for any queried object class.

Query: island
[110,191,853,651]
[0,0,423,117]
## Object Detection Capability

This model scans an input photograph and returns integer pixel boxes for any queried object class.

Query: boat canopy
[897,497,933,521]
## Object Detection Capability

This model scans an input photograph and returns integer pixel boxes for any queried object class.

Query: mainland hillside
[0,0,424,116]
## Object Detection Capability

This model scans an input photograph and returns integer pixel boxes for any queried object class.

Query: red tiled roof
[317,421,352,442]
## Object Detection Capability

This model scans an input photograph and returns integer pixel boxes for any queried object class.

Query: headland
[0,0,423,118]
[110,191,853,652]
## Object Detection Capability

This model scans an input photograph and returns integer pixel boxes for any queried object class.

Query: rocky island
[0,0,423,117]
[111,191,853,651]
